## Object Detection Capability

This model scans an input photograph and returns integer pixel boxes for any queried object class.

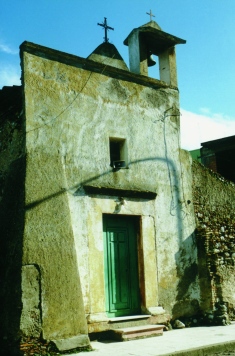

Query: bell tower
[124,20,186,87]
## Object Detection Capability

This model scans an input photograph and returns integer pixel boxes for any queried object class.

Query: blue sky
[1,0,235,150]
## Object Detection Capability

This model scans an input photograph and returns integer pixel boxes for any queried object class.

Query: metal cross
[97,17,114,43]
[146,9,155,21]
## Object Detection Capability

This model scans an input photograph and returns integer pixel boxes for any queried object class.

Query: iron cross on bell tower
[146,9,155,21]
[98,17,114,42]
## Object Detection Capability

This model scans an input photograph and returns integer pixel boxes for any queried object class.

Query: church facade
[0,19,208,351]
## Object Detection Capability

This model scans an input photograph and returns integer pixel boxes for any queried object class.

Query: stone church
[2,17,234,353]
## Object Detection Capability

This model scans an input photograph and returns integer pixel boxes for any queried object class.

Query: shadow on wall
[0,86,25,354]
[0,157,26,353]
[25,154,193,310]
[0,137,193,351]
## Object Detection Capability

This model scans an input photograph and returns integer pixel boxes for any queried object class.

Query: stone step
[110,324,165,341]
[108,315,150,329]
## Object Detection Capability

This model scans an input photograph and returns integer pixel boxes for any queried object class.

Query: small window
[109,137,127,169]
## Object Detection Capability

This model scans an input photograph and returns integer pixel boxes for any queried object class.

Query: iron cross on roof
[98,17,114,43]
[146,9,155,21]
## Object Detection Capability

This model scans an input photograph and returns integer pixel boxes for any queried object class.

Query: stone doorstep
[108,315,150,322]
[88,314,169,333]
[108,315,150,330]
[111,324,165,341]
[88,315,150,333]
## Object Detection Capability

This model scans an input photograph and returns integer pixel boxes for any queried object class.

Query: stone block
[111,325,164,341]
[51,334,90,351]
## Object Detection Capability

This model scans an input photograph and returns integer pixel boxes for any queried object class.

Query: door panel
[103,215,140,317]
[108,229,129,311]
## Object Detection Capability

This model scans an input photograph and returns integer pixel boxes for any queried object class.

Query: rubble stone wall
[192,160,235,315]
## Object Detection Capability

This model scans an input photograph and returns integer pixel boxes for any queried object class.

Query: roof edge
[20,41,179,91]
[124,26,186,46]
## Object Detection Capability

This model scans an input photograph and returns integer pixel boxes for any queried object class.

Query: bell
[147,53,156,67]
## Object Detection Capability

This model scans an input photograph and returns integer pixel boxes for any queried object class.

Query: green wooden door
[103,215,140,317]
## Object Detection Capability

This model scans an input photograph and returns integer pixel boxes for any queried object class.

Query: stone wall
[192,160,235,316]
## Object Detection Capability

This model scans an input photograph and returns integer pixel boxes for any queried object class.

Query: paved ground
[65,322,235,356]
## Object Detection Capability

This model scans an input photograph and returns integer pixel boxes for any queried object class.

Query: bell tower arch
[124,20,186,87]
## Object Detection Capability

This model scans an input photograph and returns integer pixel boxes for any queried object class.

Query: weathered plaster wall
[21,42,198,339]
[21,53,89,344]
[20,265,41,337]
[192,160,235,314]
[157,149,199,318]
